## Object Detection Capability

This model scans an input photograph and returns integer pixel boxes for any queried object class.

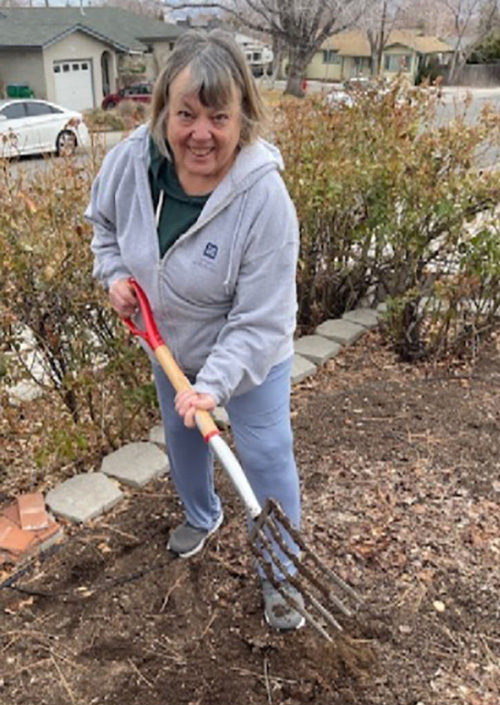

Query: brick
[2,502,21,527]
[0,517,36,556]
[0,500,64,565]
[32,517,64,554]
[17,493,49,531]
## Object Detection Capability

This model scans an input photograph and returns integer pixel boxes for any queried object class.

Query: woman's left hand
[175,390,216,428]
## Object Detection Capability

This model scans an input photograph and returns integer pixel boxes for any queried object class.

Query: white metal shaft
[208,435,262,520]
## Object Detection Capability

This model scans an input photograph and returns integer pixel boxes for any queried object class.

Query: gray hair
[150,29,267,156]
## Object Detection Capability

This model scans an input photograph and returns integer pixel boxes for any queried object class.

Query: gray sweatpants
[152,356,301,578]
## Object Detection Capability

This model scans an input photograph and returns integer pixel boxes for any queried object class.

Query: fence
[449,63,500,87]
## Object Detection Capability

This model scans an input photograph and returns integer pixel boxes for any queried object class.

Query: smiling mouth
[188,146,214,158]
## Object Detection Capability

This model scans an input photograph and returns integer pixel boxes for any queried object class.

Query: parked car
[325,89,355,109]
[0,98,89,158]
[101,83,153,110]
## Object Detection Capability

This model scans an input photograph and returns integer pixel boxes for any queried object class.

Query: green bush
[273,83,500,358]
[0,153,157,478]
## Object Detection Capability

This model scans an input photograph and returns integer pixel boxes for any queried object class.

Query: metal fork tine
[267,499,363,604]
[254,514,353,626]
[248,499,362,638]
[250,532,337,641]
[308,593,345,632]
[262,511,354,618]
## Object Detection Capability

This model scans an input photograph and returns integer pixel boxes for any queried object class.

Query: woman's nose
[192,116,211,140]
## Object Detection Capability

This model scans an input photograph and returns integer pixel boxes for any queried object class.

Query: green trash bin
[6,84,34,98]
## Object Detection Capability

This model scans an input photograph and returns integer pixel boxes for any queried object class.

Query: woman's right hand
[109,278,138,318]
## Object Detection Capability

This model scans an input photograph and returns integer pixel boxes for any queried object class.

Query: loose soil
[1,331,499,705]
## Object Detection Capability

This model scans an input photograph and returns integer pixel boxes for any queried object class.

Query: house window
[322,50,341,65]
[72,64,80,71]
[384,53,412,72]
[63,64,70,72]
[81,63,89,71]
[54,65,60,73]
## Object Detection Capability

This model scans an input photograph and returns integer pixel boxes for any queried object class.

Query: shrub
[273,82,500,358]
[84,108,126,132]
[117,99,151,128]
[0,152,157,481]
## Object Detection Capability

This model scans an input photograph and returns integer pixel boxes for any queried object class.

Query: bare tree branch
[165,0,370,95]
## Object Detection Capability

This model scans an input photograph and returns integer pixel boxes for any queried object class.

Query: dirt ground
[1,330,499,705]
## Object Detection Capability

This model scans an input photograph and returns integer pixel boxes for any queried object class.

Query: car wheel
[56,130,77,156]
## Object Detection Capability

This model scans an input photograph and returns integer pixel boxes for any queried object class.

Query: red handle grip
[122,278,164,350]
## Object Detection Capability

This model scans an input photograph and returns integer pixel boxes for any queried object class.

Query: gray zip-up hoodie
[86,124,299,405]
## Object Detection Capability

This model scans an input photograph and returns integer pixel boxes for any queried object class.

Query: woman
[86,30,303,631]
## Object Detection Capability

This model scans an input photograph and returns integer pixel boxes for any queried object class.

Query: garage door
[53,60,94,111]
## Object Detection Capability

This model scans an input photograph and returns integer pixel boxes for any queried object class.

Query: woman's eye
[178,110,192,120]
[213,113,229,124]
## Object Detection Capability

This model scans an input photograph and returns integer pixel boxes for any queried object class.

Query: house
[307,29,452,84]
[0,7,185,111]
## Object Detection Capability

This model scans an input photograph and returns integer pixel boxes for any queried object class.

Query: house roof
[322,29,452,57]
[0,7,184,52]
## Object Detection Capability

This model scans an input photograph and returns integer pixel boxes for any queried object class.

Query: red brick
[17,493,49,531]
[0,517,36,555]
[2,501,21,527]
[0,499,64,566]
[33,516,63,547]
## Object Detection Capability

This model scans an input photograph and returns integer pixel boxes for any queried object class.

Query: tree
[398,0,456,36]
[439,0,500,81]
[469,30,500,60]
[361,0,410,75]
[165,0,367,96]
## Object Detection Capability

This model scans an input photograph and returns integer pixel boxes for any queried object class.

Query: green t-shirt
[149,138,211,258]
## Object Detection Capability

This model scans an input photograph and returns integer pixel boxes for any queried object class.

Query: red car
[101,83,153,110]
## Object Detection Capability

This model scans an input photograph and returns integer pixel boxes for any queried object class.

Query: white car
[0,98,90,158]
[325,90,355,109]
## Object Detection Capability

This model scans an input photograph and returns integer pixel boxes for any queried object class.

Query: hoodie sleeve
[85,148,133,290]
[193,181,299,405]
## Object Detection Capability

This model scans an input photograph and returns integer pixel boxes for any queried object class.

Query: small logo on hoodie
[203,242,218,260]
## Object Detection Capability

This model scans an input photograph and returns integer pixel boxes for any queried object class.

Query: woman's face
[166,66,242,193]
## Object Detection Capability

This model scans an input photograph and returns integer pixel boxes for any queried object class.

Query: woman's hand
[175,390,216,428]
[109,278,138,318]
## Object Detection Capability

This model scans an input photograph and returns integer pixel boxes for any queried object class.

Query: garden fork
[123,278,363,641]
